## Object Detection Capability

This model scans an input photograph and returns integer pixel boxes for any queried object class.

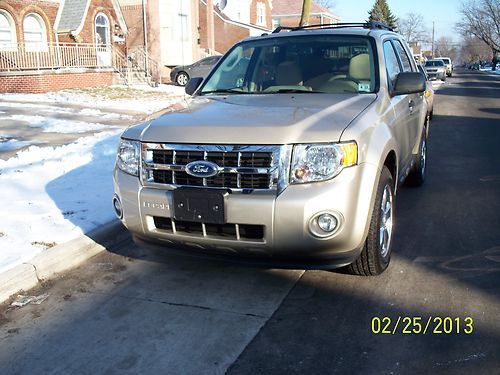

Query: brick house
[119,0,272,83]
[271,0,339,28]
[0,0,130,93]
[201,0,272,53]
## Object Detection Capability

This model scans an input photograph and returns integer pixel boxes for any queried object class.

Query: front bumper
[426,70,445,79]
[113,162,380,266]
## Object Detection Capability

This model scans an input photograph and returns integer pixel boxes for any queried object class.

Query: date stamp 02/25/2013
[371,316,474,335]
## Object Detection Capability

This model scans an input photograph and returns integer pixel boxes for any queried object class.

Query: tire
[347,166,395,276]
[441,75,446,82]
[176,72,189,86]
[406,126,427,187]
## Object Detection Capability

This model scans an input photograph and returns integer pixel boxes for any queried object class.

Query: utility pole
[299,0,311,26]
[431,21,435,58]
[142,0,149,74]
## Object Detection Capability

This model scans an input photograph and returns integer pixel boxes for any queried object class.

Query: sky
[334,0,461,44]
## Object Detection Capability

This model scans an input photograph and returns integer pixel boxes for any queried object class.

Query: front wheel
[347,166,395,276]
[176,72,189,86]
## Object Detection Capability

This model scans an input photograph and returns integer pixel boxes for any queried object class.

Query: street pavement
[1,69,499,374]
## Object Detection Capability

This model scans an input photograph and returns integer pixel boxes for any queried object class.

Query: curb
[0,220,129,303]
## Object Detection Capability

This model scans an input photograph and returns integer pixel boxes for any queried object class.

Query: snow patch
[10,114,119,133]
[0,130,122,274]
[0,138,47,152]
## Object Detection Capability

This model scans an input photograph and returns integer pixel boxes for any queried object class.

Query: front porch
[0,43,159,93]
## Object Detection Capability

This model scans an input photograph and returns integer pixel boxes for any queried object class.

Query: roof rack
[272,22,394,34]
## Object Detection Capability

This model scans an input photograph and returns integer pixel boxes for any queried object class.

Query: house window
[95,13,110,46]
[256,2,266,26]
[23,13,46,51]
[0,11,16,49]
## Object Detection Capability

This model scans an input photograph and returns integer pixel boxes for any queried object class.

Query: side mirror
[392,72,426,96]
[185,77,203,96]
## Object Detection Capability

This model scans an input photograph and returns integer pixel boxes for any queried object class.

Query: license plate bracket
[172,188,226,224]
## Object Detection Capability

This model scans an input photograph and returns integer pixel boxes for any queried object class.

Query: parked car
[170,55,222,86]
[436,57,453,77]
[418,64,434,124]
[424,59,446,81]
[114,22,427,276]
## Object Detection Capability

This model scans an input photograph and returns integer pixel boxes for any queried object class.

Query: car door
[382,40,412,174]
[393,39,426,156]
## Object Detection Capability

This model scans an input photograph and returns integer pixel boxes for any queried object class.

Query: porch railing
[0,42,121,72]
[127,47,160,84]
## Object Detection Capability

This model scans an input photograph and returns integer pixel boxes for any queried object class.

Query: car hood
[123,93,377,144]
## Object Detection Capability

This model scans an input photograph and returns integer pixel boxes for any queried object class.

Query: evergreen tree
[367,0,398,30]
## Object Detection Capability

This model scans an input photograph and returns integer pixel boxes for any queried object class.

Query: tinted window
[394,40,413,72]
[383,41,401,89]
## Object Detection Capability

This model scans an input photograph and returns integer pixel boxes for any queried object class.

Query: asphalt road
[1,69,499,374]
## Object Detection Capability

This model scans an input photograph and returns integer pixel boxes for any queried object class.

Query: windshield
[440,58,451,64]
[425,60,444,67]
[200,35,377,95]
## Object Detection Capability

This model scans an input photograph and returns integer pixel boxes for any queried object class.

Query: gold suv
[113,22,428,275]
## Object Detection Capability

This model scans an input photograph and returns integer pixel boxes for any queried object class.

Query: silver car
[424,59,446,81]
[114,23,427,275]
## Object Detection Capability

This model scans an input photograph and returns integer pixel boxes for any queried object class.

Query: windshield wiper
[268,88,324,94]
[200,88,249,95]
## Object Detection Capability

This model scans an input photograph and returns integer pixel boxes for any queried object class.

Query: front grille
[142,144,283,190]
[153,216,264,241]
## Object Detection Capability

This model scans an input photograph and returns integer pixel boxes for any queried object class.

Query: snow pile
[0,130,122,274]
[10,114,119,133]
[2,84,187,114]
[479,68,500,75]
[0,138,46,152]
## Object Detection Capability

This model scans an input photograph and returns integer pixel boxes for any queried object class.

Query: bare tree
[459,35,491,63]
[434,36,459,61]
[457,0,500,69]
[315,0,336,10]
[397,13,429,44]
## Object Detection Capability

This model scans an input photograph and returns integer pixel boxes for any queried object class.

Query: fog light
[112,195,123,219]
[309,211,342,238]
[317,213,337,232]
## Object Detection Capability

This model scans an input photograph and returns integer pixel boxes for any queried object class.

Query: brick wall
[0,70,113,93]
[0,0,59,45]
[121,4,145,52]
[200,3,250,54]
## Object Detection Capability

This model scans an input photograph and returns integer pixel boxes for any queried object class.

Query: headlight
[290,142,357,184]
[117,139,140,176]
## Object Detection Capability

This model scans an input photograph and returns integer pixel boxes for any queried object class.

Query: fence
[0,43,122,72]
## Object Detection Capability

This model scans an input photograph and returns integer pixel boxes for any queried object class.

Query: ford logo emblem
[185,160,220,178]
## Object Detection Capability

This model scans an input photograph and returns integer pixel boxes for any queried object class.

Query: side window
[199,58,211,66]
[394,40,413,72]
[383,41,401,90]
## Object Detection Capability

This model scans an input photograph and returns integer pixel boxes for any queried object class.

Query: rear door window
[383,41,401,90]
[393,40,413,72]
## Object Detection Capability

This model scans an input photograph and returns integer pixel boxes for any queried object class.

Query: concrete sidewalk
[0,220,127,303]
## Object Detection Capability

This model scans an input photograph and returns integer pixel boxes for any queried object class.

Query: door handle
[408,99,414,113]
